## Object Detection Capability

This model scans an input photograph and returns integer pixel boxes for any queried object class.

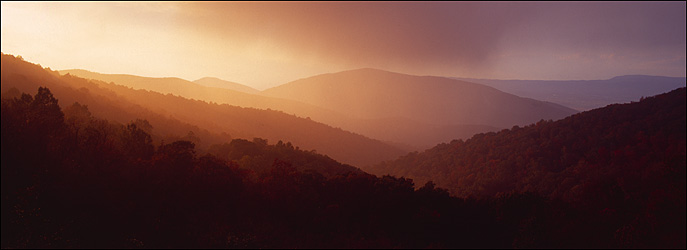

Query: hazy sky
[2,2,685,90]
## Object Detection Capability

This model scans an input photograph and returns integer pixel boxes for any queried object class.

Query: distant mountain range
[263,68,577,148]
[52,61,684,153]
[58,69,380,147]
[3,53,685,248]
[452,75,686,111]
[4,54,406,167]
[58,69,326,115]
[61,68,577,150]
[264,68,577,127]
[193,77,260,94]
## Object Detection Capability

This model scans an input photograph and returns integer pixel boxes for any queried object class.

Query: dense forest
[1,54,685,248]
[0,87,558,248]
[3,1,684,248]
[2,86,684,248]
[373,87,686,247]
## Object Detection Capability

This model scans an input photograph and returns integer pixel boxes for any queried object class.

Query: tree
[122,121,154,160]
[154,140,196,182]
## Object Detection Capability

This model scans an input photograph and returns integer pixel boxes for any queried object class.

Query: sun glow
[2,2,685,89]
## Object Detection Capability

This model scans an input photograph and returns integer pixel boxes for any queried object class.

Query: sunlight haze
[2,2,685,90]
[2,2,686,248]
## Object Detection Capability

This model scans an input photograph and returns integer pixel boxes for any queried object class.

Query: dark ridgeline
[2,53,685,248]
[0,87,510,248]
[372,87,686,247]
[372,87,686,199]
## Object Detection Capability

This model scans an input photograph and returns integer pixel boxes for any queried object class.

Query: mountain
[263,68,578,129]
[3,53,683,248]
[4,77,683,249]
[372,87,685,203]
[342,117,500,151]
[371,87,686,247]
[58,69,336,115]
[4,84,614,248]
[3,54,405,167]
[193,77,260,94]
[453,75,686,111]
[58,69,357,132]
[60,69,502,149]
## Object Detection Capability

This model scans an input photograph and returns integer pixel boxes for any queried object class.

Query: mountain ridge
[452,75,686,111]
[263,67,578,128]
[193,76,260,94]
[4,53,406,167]
[371,87,686,200]
[61,66,580,149]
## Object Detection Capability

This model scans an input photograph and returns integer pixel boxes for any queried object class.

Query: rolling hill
[59,69,497,149]
[371,87,686,203]
[369,87,686,247]
[3,53,405,167]
[193,76,260,94]
[58,69,350,127]
[2,52,684,248]
[263,68,578,129]
[64,68,581,149]
[5,83,635,248]
[454,75,686,111]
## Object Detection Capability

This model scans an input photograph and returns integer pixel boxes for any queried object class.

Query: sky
[2,2,685,90]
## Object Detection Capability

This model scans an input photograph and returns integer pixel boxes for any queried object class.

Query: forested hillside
[373,88,685,199]
[2,1,684,249]
[372,88,686,247]
[3,87,683,248]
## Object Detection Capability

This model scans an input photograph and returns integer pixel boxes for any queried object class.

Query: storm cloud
[2,1,685,88]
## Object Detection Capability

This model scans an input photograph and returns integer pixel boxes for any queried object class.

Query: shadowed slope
[372,87,686,201]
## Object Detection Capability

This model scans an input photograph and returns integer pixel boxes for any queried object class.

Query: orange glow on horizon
[2,2,685,89]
